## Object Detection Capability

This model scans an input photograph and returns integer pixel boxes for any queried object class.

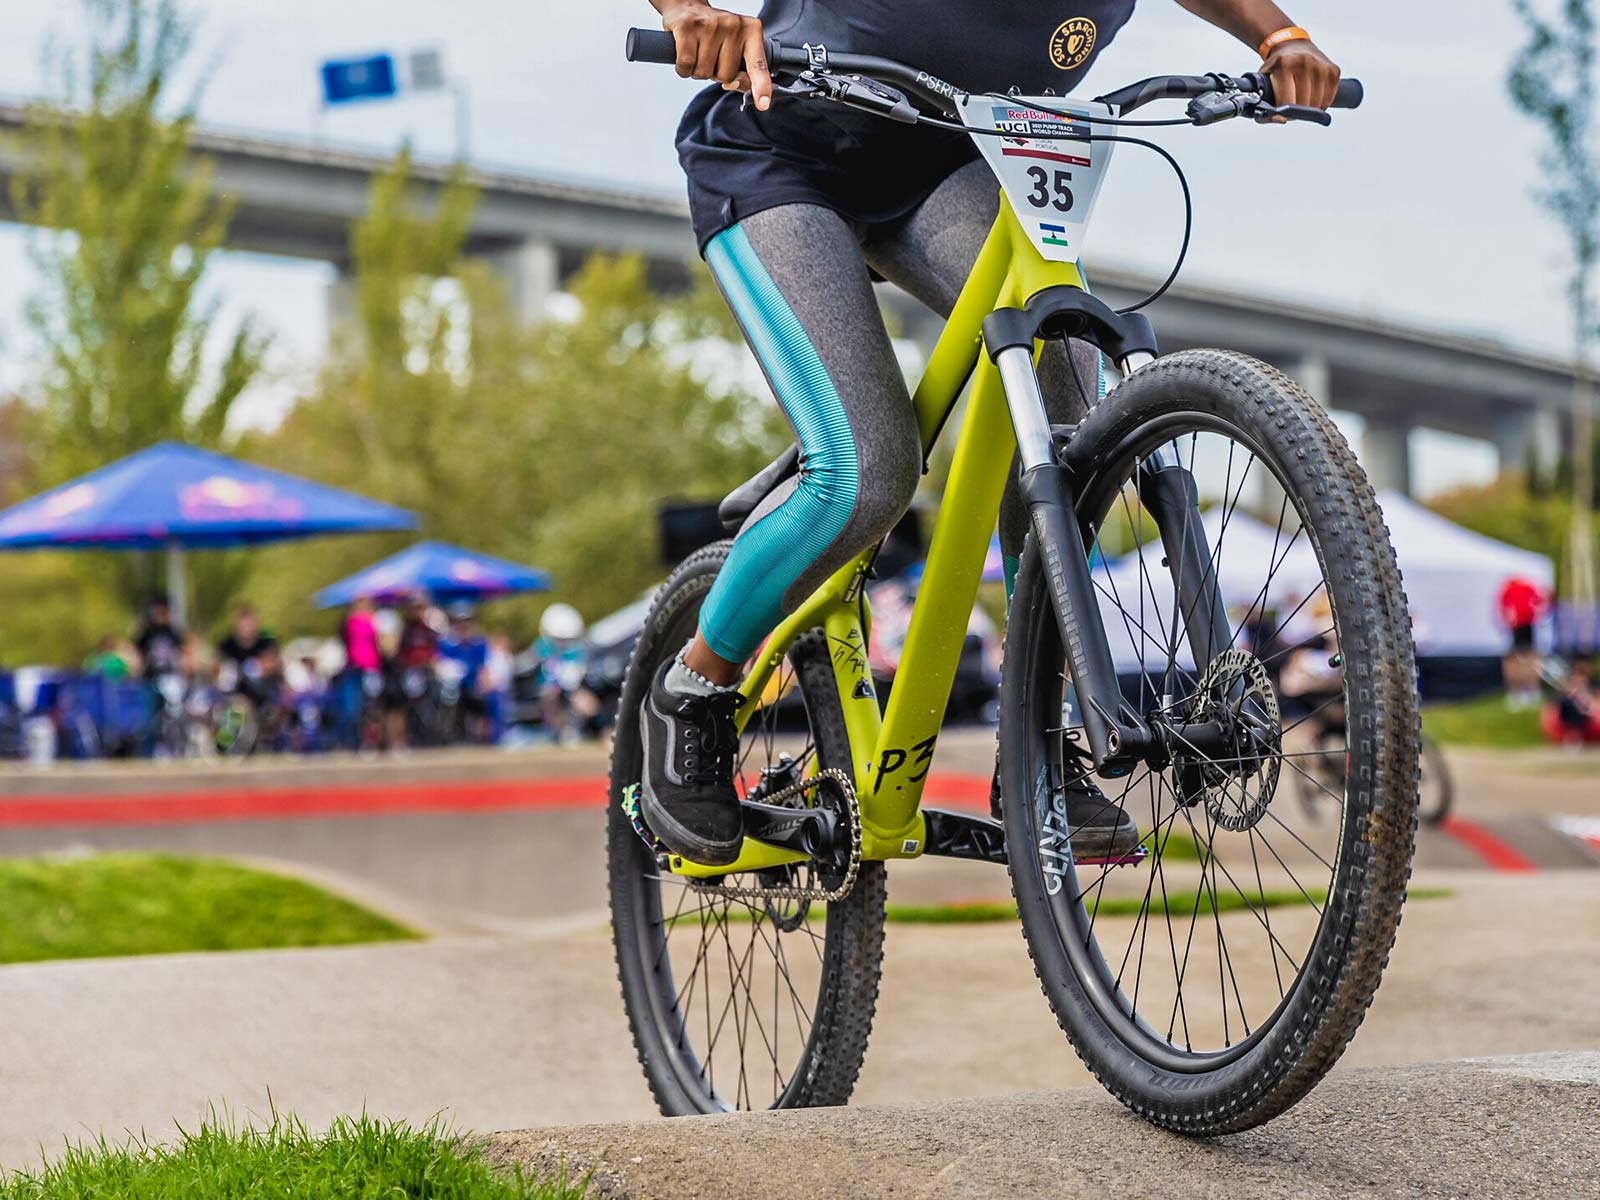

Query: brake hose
[908,111,1194,313]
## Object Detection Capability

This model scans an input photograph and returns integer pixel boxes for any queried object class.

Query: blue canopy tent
[0,442,417,626]
[314,540,551,608]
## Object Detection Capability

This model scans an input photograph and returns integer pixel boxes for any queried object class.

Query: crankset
[622,765,862,905]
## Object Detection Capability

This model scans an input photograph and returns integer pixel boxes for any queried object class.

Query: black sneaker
[639,659,744,866]
[990,763,1141,858]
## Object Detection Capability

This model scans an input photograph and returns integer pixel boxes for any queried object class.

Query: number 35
[1025,166,1074,212]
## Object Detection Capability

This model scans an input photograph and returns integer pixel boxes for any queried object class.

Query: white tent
[1088,491,1553,672]
[1371,489,1553,656]
[1091,507,1320,674]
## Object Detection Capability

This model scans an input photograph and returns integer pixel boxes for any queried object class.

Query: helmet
[446,601,476,622]
[539,602,585,642]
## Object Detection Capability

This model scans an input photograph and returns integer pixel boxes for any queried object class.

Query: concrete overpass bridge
[0,100,1574,496]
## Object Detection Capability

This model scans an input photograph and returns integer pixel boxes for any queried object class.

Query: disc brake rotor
[1189,648,1281,832]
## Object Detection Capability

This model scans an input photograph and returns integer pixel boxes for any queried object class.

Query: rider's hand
[653,0,772,111]
[1260,37,1340,116]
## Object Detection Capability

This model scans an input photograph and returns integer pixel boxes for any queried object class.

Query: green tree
[8,0,266,624]
[1509,0,1600,606]
[246,151,780,643]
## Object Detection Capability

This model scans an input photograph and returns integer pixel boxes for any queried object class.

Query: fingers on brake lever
[1256,101,1333,126]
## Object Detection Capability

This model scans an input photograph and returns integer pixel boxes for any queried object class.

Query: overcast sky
[0,1,1569,493]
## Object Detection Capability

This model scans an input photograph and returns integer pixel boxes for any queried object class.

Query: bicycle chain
[623,768,862,905]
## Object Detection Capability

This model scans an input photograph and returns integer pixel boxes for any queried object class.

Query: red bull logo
[0,482,97,535]
[178,475,304,521]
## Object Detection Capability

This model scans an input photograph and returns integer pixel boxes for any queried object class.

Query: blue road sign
[321,54,398,105]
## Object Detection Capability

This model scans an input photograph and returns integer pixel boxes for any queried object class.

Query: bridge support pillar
[325,268,358,341]
[1494,408,1563,480]
[489,239,559,318]
[1362,417,1412,496]
[1257,356,1332,518]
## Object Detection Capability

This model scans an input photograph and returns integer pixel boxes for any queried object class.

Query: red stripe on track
[0,772,998,828]
[0,777,611,827]
[1438,814,1536,873]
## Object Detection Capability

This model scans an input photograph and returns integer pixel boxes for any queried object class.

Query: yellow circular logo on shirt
[1049,17,1097,71]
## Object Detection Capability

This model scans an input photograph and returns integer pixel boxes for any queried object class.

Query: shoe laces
[678,689,741,786]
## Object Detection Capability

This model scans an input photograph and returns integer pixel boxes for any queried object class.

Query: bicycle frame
[671,202,1088,880]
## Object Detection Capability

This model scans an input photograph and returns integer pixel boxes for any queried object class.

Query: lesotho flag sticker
[1039,222,1071,248]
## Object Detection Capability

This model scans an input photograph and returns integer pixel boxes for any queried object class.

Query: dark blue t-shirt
[677,0,1137,248]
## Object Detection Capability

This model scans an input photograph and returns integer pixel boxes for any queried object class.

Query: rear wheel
[608,540,886,1114]
[1001,349,1419,1133]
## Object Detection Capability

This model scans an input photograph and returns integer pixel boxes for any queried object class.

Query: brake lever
[1186,91,1333,127]
[747,69,920,123]
[1254,101,1333,126]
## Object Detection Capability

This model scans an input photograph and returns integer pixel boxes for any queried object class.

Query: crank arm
[741,798,838,859]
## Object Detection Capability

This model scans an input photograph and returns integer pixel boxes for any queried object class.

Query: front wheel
[1001,349,1419,1134]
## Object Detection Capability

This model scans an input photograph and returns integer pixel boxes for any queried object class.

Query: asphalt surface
[490,1052,1600,1200]
[0,870,1593,1171]
[0,738,1594,1181]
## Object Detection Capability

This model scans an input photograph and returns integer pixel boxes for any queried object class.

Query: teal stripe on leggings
[699,225,859,662]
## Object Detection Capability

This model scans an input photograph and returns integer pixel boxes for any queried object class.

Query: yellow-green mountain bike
[610,29,1418,1134]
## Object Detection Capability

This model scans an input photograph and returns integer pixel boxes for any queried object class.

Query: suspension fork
[1138,448,1233,674]
[992,343,1151,775]
[984,286,1235,774]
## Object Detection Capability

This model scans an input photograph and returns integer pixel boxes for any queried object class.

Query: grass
[668,887,1453,926]
[0,853,417,966]
[0,1111,586,1199]
[1422,693,1546,748]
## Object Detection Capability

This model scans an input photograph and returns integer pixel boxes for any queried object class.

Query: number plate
[957,95,1115,265]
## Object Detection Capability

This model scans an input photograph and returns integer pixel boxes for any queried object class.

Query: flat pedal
[1074,845,1150,867]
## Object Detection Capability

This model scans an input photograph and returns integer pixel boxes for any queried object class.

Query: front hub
[1164,648,1282,831]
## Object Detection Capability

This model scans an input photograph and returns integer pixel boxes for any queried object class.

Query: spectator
[1497,575,1548,709]
[133,593,184,679]
[532,602,599,743]
[386,595,439,750]
[217,606,279,705]
[285,653,329,752]
[336,596,384,751]
[83,635,137,679]
[483,631,515,743]
[377,609,408,753]
[341,596,383,675]
[1557,658,1597,744]
[439,602,490,742]
[396,594,439,671]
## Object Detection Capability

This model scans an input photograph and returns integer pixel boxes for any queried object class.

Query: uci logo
[1049,17,1097,71]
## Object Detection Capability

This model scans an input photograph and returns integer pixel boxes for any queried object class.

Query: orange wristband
[1258,25,1311,59]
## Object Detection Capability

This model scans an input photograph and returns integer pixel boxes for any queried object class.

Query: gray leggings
[698,159,1098,663]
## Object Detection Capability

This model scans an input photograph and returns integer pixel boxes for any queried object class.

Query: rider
[639,0,1343,866]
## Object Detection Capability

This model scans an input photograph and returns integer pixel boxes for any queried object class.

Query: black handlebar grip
[626,27,792,72]
[625,28,678,64]
[1253,73,1363,109]
[1333,78,1364,108]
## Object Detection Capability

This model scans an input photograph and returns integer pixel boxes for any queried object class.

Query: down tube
[865,355,1017,833]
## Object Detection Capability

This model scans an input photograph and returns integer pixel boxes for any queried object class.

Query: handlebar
[625,27,1362,124]
[1096,71,1362,115]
